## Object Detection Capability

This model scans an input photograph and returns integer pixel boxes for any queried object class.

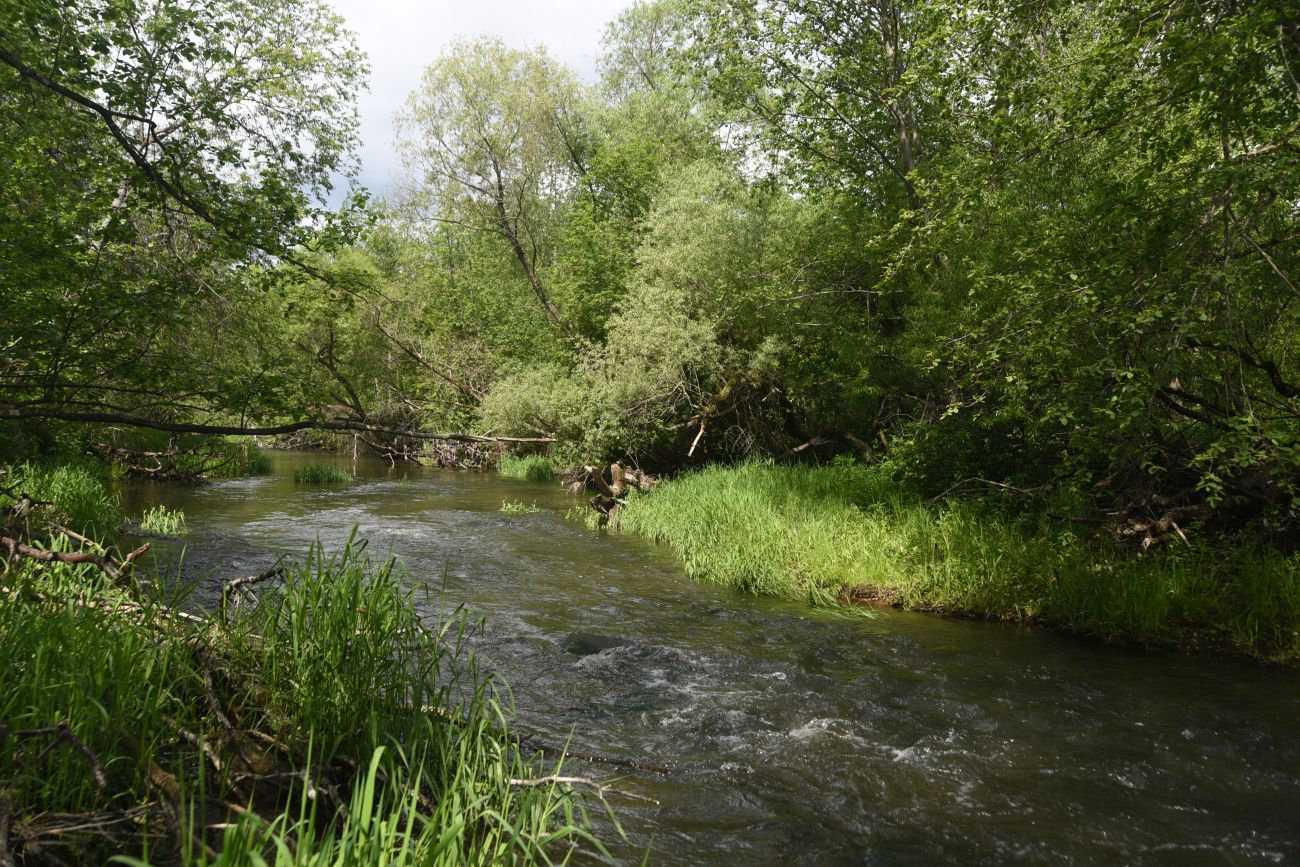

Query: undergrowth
[1,460,120,536]
[498,454,556,483]
[616,461,1300,662]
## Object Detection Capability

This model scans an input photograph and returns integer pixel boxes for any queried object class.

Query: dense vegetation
[10,0,1296,539]
[1,0,1298,860]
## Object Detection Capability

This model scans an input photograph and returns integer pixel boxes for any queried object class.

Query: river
[119,451,1300,865]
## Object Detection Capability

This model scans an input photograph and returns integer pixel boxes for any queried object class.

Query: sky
[327,0,637,201]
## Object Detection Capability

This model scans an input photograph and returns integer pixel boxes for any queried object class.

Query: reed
[617,461,1300,662]
[1,459,120,536]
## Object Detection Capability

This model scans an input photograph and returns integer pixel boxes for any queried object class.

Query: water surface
[120,452,1300,865]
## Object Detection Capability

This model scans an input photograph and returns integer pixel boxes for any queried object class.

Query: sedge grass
[617,461,1300,662]
[499,454,557,483]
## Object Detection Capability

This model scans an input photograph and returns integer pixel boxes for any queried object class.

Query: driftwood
[574,463,655,522]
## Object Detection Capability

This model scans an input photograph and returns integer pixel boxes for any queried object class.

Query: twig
[927,477,1049,504]
[507,775,660,806]
[2,722,107,791]
[222,566,284,607]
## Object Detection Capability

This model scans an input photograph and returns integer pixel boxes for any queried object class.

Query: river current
[120,452,1300,865]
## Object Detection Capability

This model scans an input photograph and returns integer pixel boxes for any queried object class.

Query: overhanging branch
[0,408,554,444]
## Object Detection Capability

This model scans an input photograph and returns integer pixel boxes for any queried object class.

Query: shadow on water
[118,451,1300,866]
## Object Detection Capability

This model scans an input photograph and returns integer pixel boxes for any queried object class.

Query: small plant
[500,499,542,514]
[499,453,556,482]
[293,464,352,485]
[139,504,186,536]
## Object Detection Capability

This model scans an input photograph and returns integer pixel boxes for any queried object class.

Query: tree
[396,38,590,331]
[0,0,369,432]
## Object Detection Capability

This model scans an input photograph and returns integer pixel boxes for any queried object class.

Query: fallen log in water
[572,462,655,523]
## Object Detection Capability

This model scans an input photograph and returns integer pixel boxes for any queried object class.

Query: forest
[2,0,1299,862]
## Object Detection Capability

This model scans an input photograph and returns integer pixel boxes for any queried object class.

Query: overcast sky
[327,0,636,201]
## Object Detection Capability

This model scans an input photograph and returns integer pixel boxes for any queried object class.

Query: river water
[119,452,1300,866]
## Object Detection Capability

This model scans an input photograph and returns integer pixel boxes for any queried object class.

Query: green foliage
[498,454,557,482]
[619,462,1300,660]
[0,0,369,436]
[138,505,186,537]
[293,464,352,485]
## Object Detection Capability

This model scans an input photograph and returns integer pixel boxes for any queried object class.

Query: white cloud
[327,0,636,200]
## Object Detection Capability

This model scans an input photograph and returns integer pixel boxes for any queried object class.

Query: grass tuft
[293,464,352,485]
[501,499,542,514]
[499,454,556,483]
[139,504,186,536]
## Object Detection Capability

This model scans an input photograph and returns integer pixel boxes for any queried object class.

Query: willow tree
[396,38,590,332]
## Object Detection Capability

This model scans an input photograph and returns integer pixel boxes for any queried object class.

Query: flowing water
[120,452,1300,866]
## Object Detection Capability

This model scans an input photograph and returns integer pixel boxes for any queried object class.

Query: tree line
[3,0,1298,539]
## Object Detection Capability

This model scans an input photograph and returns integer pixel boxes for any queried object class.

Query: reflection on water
[119,452,1300,866]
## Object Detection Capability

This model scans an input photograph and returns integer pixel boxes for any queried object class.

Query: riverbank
[0,462,609,864]
[615,461,1300,664]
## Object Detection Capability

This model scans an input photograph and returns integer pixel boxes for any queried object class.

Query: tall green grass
[293,463,352,485]
[0,532,611,863]
[1,460,120,536]
[617,461,1300,662]
[499,454,557,483]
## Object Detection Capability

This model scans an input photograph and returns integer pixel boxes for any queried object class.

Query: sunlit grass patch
[1,460,120,536]
[617,461,1300,662]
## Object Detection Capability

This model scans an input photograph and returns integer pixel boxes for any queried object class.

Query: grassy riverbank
[1,466,609,864]
[617,462,1300,663]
